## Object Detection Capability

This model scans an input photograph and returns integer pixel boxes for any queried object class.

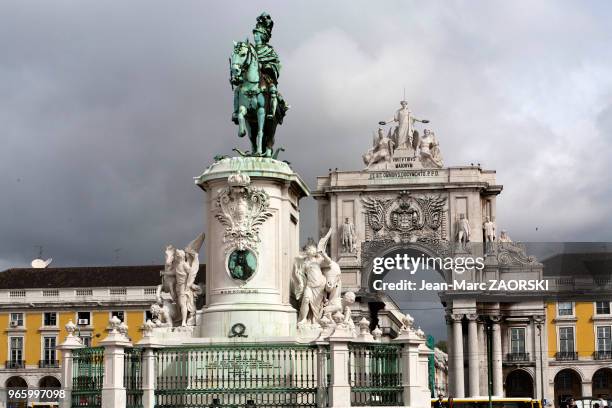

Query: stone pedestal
[392,329,433,408]
[100,329,132,408]
[328,334,353,408]
[57,325,84,408]
[196,157,309,339]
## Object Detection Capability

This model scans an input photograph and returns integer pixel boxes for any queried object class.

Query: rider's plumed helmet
[253,12,274,42]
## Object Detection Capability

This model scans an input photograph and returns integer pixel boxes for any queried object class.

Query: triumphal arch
[313,100,550,400]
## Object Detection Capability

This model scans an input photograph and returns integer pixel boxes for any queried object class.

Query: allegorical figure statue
[456,214,471,249]
[291,239,329,327]
[483,217,496,242]
[379,100,428,149]
[418,129,444,168]
[230,12,288,157]
[483,216,496,254]
[497,229,537,264]
[341,217,356,253]
[155,233,205,327]
[362,127,395,169]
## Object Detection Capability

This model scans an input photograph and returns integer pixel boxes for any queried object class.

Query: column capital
[489,315,502,323]
[450,313,464,322]
[466,313,479,321]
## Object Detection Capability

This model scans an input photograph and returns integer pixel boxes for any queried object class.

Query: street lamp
[535,317,545,404]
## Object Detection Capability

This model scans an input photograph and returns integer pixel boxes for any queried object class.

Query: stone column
[100,317,133,408]
[328,333,353,407]
[57,320,84,408]
[477,318,488,396]
[452,314,465,398]
[445,315,454,396]
[467,314,480,397]
[491,316,503,396]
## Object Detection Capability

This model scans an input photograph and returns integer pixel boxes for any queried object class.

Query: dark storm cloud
[1,1,612,270]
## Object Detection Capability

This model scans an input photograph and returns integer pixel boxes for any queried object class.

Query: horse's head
[230,40,253,85]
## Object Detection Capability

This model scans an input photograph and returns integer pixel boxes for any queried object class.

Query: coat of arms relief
[361,191,448,244]
[215,171,272,253]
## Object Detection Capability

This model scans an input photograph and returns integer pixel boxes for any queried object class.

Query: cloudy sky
[2,1,612,272]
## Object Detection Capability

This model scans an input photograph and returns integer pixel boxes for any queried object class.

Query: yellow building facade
[546,300,612,403]
[0,310,148,365]
[0,265,175,394]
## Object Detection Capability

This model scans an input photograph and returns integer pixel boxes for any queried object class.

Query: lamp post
[536,320,545,404]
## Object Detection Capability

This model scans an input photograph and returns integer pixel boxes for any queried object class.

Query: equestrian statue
[230,12,288,157]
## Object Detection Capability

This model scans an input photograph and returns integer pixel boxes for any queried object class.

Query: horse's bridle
[231,43,260,92]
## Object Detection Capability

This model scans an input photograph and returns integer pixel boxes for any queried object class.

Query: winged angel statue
[154,233,205,327]
[291,230,344,328]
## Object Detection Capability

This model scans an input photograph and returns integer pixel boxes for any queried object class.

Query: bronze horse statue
[230,40,287,157]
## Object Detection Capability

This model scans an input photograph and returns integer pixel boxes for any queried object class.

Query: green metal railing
[71,347,104,408]
[154,343,329,408]
[348,343,403,406]
[124,347,144,408]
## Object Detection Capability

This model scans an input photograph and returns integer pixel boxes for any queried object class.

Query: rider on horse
[252,12,279,120]
[231,12,287,157]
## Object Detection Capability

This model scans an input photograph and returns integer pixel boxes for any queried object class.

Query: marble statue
[150,303,172,327]
[499,229,512,242]
[400,313,415,333]
[154,233,205,327]
[483,216,496,254]
[483,217,496,242]
[341,217,356,253]
[379,100,428,149]
[456,214,470,248]
[291,238,329,327]
[292,229,347,330]
[372,326,383,341]
[362,127,395,169]
[341,291,356,331]
[417,129,443,168]
[230,12,288,157]
[496,229,537,265]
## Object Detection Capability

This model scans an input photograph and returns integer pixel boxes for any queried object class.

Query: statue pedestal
[195,157,309,338]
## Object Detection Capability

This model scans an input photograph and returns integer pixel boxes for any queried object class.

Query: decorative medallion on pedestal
[227,248,257,281]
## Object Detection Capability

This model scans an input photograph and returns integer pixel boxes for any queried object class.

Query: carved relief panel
[361,191,448,244]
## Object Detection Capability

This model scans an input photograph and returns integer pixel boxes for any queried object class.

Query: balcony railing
[555,351,578,360]
[594,350,612,360]
[39,360,60,368]
[5,360,25,369]
[506,352,530,362]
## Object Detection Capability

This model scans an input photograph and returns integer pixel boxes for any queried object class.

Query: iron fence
[154,343,329,408]
[348,343,403,407]
[71,346,104,408]
[125,347,144,408]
